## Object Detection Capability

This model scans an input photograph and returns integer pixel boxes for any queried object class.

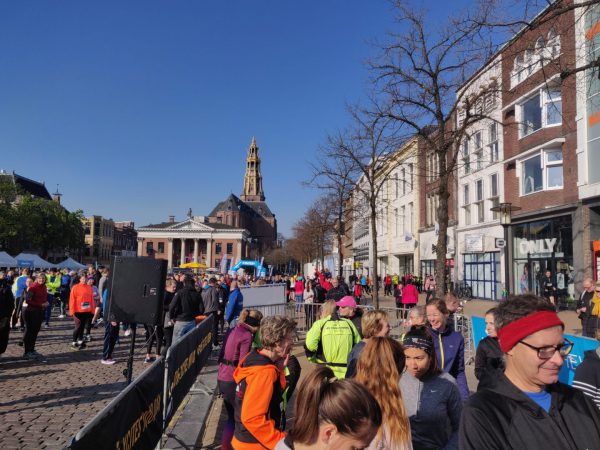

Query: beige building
[83,216,114,266]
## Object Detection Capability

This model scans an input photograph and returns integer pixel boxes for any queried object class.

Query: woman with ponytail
[275,365,382,450]
[355,337,412,450]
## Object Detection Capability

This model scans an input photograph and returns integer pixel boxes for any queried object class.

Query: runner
[355,337,412,450]
[401,325,462,450]
[274,366,382,450]
[474,307,503,388]
[232,315,296,450]
[44,268,61,328]
[69,276,95,350]
[22,273,49,359]
[346,310,391,378]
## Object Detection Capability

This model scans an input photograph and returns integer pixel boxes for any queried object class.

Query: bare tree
[371,2,497,297]
[321,108,401,308]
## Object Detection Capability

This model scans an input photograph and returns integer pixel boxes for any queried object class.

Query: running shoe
[83,335,91,342]
[70,343,79,351]
[23,352,37,360]
[101,358,116,365]
[58,314,65,319]
[124,329,132,337]
[144,356,156,364]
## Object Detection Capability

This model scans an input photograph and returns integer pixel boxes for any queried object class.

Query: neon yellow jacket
[46,274,61,295]
[305,313,361,379]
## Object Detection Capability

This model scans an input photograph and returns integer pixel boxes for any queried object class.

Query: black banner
[164,315,214,424]
[70,358,164,450]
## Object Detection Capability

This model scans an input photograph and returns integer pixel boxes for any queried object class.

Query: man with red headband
[460,295,600,449]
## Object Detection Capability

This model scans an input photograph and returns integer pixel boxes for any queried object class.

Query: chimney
[168,215,175,223]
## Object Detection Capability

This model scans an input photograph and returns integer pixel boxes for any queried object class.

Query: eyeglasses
[518,339,574,359]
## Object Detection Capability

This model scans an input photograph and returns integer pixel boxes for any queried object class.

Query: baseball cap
[336,296,357,308]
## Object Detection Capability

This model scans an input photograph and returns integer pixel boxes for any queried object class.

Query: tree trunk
[370,198,380,308]
[434,166,451,299]
[337,206,344,280]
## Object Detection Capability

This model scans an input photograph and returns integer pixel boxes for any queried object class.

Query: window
[146,242,154,254]
[408,202,414,234]
[474,131,483,171]
[158,242,164,254]
[401,168,406,195]
[408,164,414,191]
[520,149,563,195]
[463,184,471,226]
[463,184,470,206]
[215,243,222,254]
[521,88,562,137]
[394,178,399,199]
[226,243,233,254]
[462,140,470,174]
[489,122,499,162]
[401,206,406,235]
[426,193,438,226]
[475,179,485,223]
[490,173,498,197]
[547,28,560,59]
[394,208,398,236]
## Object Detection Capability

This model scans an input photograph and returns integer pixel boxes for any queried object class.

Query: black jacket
[573,349,600,411]
[168,286,204,322]
[474,336,504,388]
[460,373,600,450]
[0,280,14,319]
[201,285,219,314]
[325,286,346,302]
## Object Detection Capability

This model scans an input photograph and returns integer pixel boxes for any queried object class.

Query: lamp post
[490,202,521,297]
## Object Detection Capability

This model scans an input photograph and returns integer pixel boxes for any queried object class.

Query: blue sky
[0,1,463,236]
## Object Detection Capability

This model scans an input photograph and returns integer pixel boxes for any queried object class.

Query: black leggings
[218,380,236,423]
[73,312,93,342]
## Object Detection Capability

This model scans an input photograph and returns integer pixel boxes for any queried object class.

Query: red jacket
[26,283,48,310]
[402,284,419,304]
[69,283,95,315]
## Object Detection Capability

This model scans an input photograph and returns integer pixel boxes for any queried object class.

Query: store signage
[518,238,557,254]
[465,234,484,252]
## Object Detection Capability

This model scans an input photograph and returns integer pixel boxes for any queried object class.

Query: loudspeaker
[106,256,167,325]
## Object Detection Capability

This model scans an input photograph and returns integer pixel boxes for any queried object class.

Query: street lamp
[490,202,521,297]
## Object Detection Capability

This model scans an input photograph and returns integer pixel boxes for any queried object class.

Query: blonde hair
[320,300,337,319]
[355,337,411,448]
[238,309,263,333]
[361,310,389,339]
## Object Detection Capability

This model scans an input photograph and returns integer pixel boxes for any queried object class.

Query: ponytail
[289,366,382,445]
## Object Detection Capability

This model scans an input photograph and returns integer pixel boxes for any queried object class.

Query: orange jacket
[69,283,95,315]
[231,350,286,450]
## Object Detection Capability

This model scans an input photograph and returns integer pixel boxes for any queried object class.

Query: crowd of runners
[2,265,600,449]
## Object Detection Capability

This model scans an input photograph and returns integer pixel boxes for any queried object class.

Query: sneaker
[23,352,37,360]
[101,358,116,365]
[70,342,79,350]
[79,343,87,350]
[43,323,50,328]
[31,350,42,357]
[58,314,65,319]
[124,329,132,337]
[83,335,91,342]
[144,356,156,364]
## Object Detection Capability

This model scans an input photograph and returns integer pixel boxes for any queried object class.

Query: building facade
[83,216,115,266]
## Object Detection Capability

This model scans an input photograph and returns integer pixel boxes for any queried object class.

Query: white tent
[0,251,17,267]
[55,257,87,270]
[14,252,53,269]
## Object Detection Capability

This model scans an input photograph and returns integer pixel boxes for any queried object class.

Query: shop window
[157,242,164,254]
[215,243,222,254]
[520,149,563,195]
[521,88,562,137]
[463,253,500,300]
[226,243,233,254]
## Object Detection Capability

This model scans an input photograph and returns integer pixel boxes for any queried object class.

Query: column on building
[167,238,173,269]
[180,238,186,266]
[137,238,144,257]
[206,239,213,267]
[237,241,242,260]
[193,238,199,263]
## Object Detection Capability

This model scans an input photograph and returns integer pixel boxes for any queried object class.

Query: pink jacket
[402,284,418,304]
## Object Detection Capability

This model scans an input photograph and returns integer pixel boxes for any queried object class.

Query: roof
[209,194,258,217]
[138,218,240,231]
[245,201,274,218]
[139,221,174,229]
[0,171,52,200]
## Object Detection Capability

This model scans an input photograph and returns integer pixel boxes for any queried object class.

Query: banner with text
[471,316,600,385]
[70,358,164,450]
[164,315,214,424]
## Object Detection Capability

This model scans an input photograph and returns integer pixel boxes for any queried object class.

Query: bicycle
[454,281,472,301]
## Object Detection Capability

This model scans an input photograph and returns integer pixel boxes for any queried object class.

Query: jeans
[23,308,44,353]
[102,321,120,359]
[44,294,54,324]
[295,294,303,312]
[173,320,196,342]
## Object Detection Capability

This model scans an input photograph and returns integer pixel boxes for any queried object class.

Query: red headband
[497,310,564,353]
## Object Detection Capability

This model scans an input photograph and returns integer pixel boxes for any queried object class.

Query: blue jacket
[429,325,469,400]
[225,288,243,323]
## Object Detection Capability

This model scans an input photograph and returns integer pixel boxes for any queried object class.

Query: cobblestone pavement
[0,313,152,450]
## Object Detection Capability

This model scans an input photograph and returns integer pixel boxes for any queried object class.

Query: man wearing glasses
[460,294,600,449]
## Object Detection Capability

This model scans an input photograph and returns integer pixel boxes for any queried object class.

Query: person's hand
[42,302,49,308]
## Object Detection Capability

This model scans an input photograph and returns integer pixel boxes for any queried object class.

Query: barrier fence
[69,315,215,450]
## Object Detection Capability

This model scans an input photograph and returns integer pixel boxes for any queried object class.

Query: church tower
[241,136,265,202]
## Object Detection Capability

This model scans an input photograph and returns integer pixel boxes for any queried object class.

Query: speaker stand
[125,325,137,385]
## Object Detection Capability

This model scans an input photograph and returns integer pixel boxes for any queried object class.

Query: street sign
[495,238,506,248]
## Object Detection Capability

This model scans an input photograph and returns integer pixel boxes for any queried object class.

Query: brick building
[136,137,277,270]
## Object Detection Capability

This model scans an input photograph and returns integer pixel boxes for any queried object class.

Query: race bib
[81,302,91,309]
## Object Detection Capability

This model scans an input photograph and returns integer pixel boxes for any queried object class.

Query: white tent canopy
[0,251,17,267]
[55,257,87,270]
[14,252,53,269]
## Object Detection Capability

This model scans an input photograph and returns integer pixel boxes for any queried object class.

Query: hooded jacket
[305,312,361,379]
[459,373,600,450]
[400,371,462,450]
[428,325,469,400]
[232,349,286,450]
[69,282,95,314]
[218,323,254,382]
[573,348,600,411]
[474,336,504,389]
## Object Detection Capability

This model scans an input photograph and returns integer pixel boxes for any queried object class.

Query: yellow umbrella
[179,262,208,269]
